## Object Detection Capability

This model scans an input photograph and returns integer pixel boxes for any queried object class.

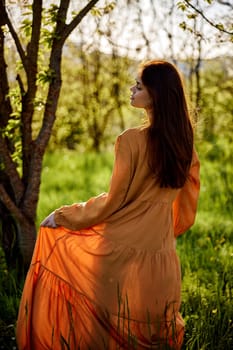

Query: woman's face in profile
[130,77,152,112]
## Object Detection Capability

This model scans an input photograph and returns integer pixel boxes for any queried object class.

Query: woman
[16,60,200,349]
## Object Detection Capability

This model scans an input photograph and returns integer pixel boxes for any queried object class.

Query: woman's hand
[40,212,57,228]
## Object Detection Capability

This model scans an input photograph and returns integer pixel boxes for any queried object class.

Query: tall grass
[0,246,20,348]
[178,153,233,349]
[0,149,232,349]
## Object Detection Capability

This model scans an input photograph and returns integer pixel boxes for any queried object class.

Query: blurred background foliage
[0,0,233,348]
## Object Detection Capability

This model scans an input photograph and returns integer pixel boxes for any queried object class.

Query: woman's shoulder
[119,126,147,140]
[117,127,148,158]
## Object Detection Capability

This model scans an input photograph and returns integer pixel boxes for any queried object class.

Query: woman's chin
[130,99,135,106]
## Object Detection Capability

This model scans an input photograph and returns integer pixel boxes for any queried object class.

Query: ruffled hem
[16,226,184,349]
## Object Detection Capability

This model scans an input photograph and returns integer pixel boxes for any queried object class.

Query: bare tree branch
[16,74,25,96]
[0,184,25,223]
[26,0,42,82]
[136,2,151,55]
[22,0,100,217]
[21,0,43,185]
[0,135,24,204]
[184,0,233,35]
[60,0,100,43]
[0,23,12,127]
[217,0,233,10]
[1,1,27,68]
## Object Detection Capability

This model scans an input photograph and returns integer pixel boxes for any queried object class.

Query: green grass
[177,153,233,349]
[0,149,232,349]
[37,151,113,224]
[0,247,21,349]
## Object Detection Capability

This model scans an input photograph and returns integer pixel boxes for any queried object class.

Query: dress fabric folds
[16,127,200,350]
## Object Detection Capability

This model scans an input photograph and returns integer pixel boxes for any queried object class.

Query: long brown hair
[140,60,193,188]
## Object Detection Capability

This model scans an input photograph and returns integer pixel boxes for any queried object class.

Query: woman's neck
[145,108,154,123]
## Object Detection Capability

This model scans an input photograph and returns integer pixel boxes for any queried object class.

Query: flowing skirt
[16,226,184,349]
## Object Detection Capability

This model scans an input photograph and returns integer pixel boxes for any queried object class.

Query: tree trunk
[0,0,101,279]
[17,220,37,272]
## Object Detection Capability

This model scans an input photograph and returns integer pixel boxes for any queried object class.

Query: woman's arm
[54,132,133,231]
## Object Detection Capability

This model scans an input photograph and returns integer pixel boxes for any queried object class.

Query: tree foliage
[0,0,102,273]
[178,0,233,38]
[49,46,137,152]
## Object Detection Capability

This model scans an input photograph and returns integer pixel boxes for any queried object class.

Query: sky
[69,0,233,60]
[5,0,233,60]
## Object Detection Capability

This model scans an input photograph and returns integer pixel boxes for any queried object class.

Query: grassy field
[0,148,232,349]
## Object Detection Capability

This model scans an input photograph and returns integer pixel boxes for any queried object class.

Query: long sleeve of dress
[172,150,200,237]
[54,134,133,231]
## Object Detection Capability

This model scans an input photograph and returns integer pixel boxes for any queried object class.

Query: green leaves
[103,2,116,14]
[177,0,233,36]
[1,115,22,171]
[20,5,33,38]
[179,21,187,30]
[90,6,102,17]
[45,4,59,24]
[20,18,32,38]
[215,23,225,31]
[186,13,197,19]
[177,1,187,12]
[37,68,56,84]
[91,1,116,17]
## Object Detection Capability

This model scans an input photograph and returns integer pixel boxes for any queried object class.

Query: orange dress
[16,127,200,350]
